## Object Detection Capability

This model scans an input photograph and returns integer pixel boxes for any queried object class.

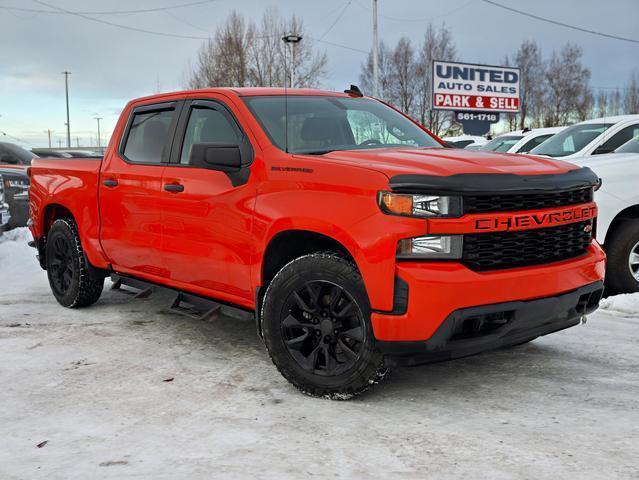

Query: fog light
[397,235,463,259]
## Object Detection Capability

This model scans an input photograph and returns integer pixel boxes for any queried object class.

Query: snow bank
[599,293,639,317]
[0,227,48,295]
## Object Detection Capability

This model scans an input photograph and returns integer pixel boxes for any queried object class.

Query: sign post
[432,60,520,135]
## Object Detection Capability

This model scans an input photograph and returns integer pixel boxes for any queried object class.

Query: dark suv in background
[0,141,34,229]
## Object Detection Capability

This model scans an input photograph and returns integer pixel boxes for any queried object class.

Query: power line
[307,36,368,54]
[317,0,352,41]
[32,0,210,40]
[0,0,218,16]
[481,0,639,45]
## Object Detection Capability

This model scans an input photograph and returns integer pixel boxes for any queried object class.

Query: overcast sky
[0,0,637,148]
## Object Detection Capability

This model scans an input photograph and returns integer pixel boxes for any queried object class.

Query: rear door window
[122,106,176,164]
[598,124,639,154]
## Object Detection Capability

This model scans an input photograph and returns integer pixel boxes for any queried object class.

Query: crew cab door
[160,97,257,306]
[99,101,182,279]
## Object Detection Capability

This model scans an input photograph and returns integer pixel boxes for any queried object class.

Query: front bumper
[7,195,28,229]
[0,205,10,231]
[379,280,603,366]
[371,243,606,342]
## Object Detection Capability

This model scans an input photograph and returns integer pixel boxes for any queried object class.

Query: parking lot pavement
[1,229,638,479]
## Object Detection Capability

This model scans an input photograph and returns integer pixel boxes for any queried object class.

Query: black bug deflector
[378,281,604,367]
[389,167,600,195]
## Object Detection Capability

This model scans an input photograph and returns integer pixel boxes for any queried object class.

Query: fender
[29,159,110,269]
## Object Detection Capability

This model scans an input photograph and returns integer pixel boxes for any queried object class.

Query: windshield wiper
[302,149,337,155]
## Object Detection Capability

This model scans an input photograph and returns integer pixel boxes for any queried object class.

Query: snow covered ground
[1,228,638,479]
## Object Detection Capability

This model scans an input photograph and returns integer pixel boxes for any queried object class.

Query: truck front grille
[462,220,593,271]
[463,187,593,214]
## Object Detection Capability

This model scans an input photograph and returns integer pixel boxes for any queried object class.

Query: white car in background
[441,135,488,149]
[479,127,565,154]
[529,114,639,159]
[569,136,639,293]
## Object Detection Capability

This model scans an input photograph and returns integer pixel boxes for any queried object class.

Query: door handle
[103,179,118,187]
[164,183,184,193]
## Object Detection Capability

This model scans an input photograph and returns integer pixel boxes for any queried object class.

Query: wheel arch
[255,227,364,337]
[37,202,108,277]
[603,204,639,246]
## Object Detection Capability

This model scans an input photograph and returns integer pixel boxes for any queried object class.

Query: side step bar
[111,273,225,322]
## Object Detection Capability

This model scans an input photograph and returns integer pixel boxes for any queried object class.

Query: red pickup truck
[29,87,605,398]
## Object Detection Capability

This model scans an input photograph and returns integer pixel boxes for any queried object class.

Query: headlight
[379,192,461,218]
[4,179,29,190]
[397,235,463,259]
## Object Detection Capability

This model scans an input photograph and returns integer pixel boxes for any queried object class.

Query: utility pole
[76,136,80,147]
[372,0,379,98]
[94,116,103,152]
[62,71,71,148]
[57,138,62,148]
[45,129,52,148]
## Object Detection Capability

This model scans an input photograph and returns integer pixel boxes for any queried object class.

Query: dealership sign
[432,60,520,113]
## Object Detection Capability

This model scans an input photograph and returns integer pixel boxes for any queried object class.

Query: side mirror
[593,145,613,155]
[189,143,242,172]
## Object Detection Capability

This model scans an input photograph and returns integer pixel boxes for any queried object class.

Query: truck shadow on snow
[99,286,592,401]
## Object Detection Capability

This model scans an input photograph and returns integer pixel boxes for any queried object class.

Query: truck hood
[568,152,638,169]
[309,147,578,178]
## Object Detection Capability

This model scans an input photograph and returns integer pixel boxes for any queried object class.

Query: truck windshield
[243,96,442,154]
[0,142,37,165]
[530,123,611,157]
[480,135,523,152]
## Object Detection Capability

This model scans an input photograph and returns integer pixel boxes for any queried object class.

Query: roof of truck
[578,114,639,125]
[131,88,359,105]
[228,87,355,97]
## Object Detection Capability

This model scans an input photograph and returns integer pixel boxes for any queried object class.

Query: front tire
[45,218,104,308]
[605,219,639,294]
[261,253,388,399]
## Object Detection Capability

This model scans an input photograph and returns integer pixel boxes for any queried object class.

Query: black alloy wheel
[261,252,387,399]
[49,234,75,296]
[45,218,104,308]
[281,280,365,377]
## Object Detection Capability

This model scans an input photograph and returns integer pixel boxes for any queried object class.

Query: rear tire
[45,218,104,308]
[261,253,388,399]
[604,219,639,294]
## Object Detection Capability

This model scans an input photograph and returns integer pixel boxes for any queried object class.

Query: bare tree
[543,43,591,126]
[501,55,518,131]
[595,89,609,118]
[188,11,253,88]
[388,37,417,115]
[513,40,545,129]
[248,8,284,87]
[625,70,639,114]
[610,89,623,116]
[284,16,328,88]
[359,41,393,99]
[415,24,458,136]
[187,10,326,89]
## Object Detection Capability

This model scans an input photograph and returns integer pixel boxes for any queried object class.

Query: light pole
[372,0,379,97]
[94,116,103,153]
[62,71,71,148]
[282,33,302,88]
